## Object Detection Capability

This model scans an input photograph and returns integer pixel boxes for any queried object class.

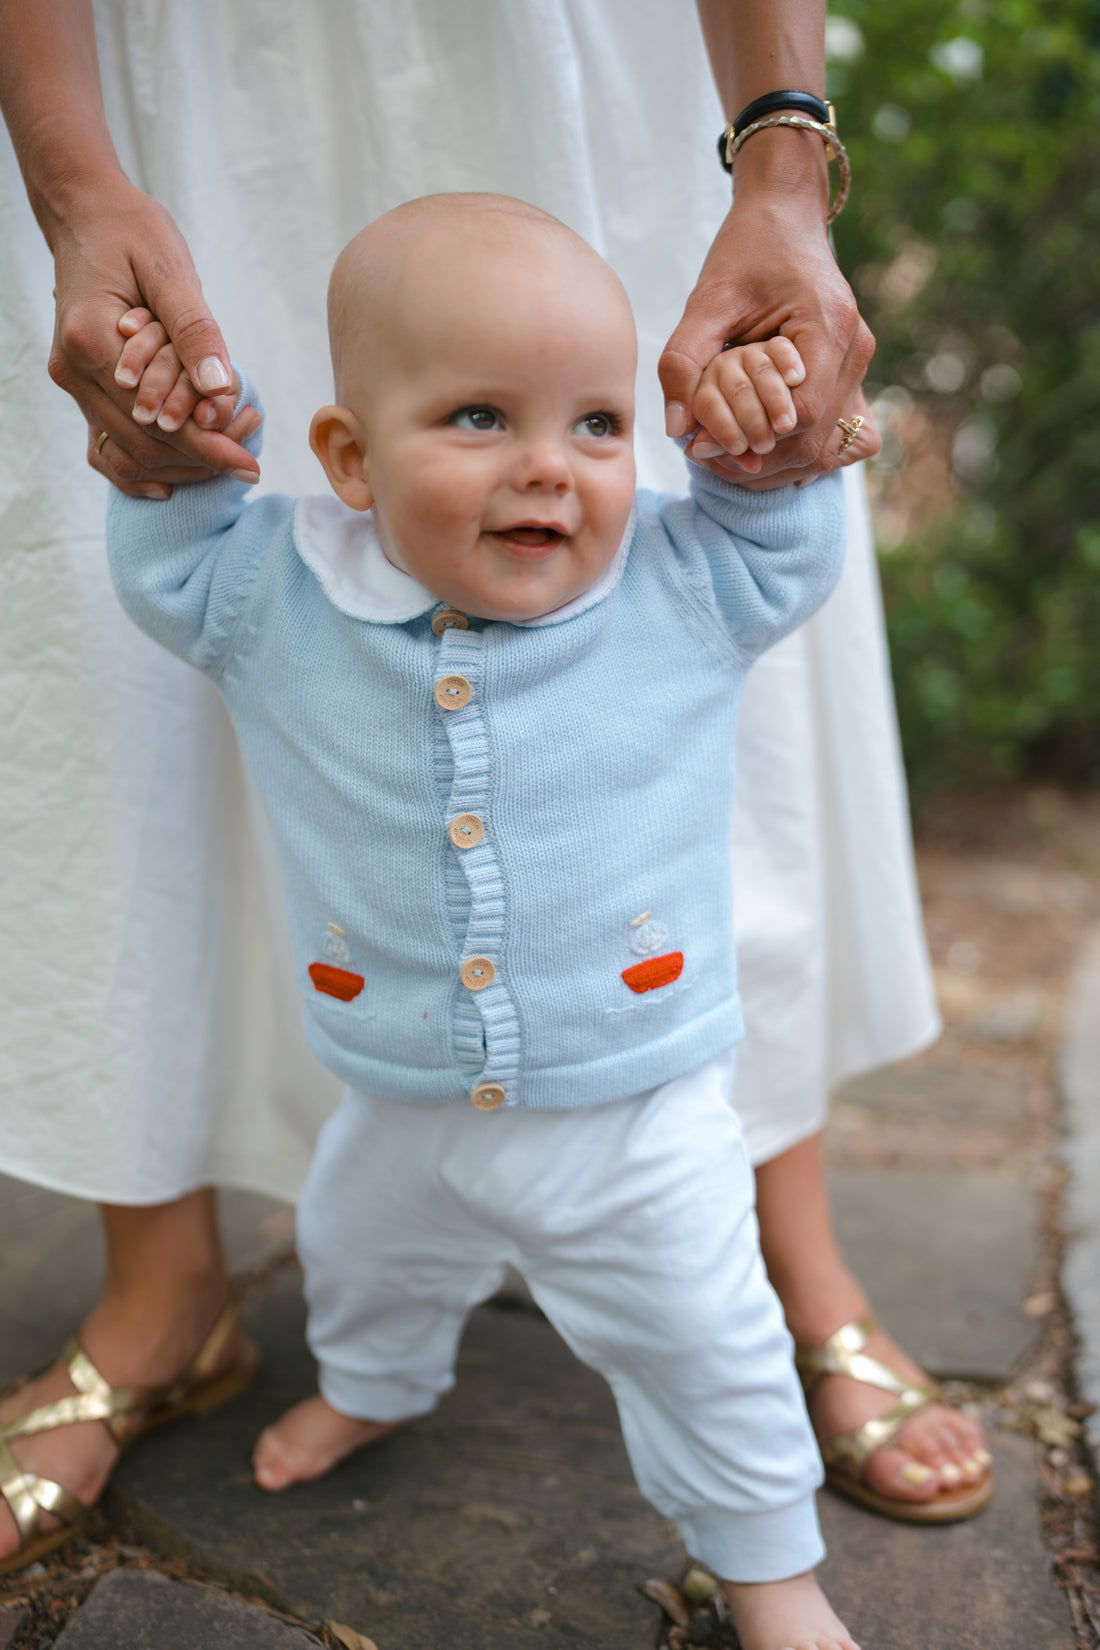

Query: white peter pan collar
[292,494,633,628]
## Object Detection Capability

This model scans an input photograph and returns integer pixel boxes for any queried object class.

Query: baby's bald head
[326,193,635,405]
[310,194,638,623]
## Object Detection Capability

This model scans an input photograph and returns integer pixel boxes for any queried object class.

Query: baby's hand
[114,308,238,434]
[687,337,806,472]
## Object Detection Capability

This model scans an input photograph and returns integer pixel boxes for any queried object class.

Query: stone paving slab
[817,1431,1075,1650]
[53,1569,315,1650]
[828,1167,1039,1381]
[837,1055,1038,1133]
[1058,928,1100,1471]
[112,1259,1072,1650]
[113,1268,674,1648]
[0,1607,27,1649]
[0,1179,293,1385]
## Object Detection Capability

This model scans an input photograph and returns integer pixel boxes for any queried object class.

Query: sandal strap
[0,1433,83,1544]
[819,1389,934,1474]
[796,1314,936,1404]
[5,1302,242,1449]
[5,1342,150,1447]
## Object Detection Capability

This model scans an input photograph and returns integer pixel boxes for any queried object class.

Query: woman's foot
[0,1286,251,1568]
[753,1133,990,1514]
[253,1395,401,1491]
[799,1316,990,1509]
[722,1571,860,1650]
[0,1187,252,1571]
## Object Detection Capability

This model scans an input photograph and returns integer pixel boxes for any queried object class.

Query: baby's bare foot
[722,1571,860,1650]
[252,1395,401,1491]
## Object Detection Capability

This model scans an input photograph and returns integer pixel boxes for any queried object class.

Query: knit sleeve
[651,460,847,666]
[105,370,292,678]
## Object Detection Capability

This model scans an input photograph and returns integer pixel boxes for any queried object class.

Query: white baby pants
[296,1054,824,1583]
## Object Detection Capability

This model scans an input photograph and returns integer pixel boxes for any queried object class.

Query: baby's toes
[252,1424,300,1491]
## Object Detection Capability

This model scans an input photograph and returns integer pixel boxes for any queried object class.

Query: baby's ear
[310,406,373,511]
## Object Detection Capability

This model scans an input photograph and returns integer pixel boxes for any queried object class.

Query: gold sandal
[0,1300,260,1576]
[796,1313,992,1524]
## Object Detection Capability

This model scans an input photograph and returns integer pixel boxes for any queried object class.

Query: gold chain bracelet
[722,113,851,224]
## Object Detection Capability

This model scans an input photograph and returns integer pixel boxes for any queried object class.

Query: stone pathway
[2,794,1099,1649]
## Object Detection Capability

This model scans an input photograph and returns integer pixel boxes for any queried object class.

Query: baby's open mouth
[488,525,565,547]
[485,525,567,555]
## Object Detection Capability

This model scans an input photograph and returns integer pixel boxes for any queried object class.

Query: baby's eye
[451,406,503,432]
[573,411,620,439]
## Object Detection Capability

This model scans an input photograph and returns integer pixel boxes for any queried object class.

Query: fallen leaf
[325,1619,380,1650]
[1064,1473,1093,1498]
[528,1607,552,1628]
[1033,1407,1081,1447]
[639,1578,690,1627]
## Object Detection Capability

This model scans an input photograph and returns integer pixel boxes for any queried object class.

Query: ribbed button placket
[435,625,521,1105]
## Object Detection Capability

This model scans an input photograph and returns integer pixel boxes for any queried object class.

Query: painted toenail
[974,1447,993,1467]
[901,1462,935,1485]
[940,1462,963,1484]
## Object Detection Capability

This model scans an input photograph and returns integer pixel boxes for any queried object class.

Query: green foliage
[828,0,1100,793]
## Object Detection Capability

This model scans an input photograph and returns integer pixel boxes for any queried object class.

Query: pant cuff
[319,1364,448,1425]
[675,1495,825,1583]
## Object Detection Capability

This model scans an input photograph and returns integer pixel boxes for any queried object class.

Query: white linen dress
[0,0,937,1202]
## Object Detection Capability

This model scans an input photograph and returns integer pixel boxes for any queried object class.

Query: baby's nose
[514,442,572,490]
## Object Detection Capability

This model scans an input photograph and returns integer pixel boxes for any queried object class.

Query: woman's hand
[48,176,256,496]
[659,188,878,484]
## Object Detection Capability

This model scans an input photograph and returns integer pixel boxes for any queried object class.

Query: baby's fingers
[691,366,772,459]
[747,336,806,435]
[129,341,188,426]
[154,368,203,432]
[114,315,170,390]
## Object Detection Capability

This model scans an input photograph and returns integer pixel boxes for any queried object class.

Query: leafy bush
[828,0,1100,794]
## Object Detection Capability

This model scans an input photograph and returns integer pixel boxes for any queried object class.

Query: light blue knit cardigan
[108,380,844,1110]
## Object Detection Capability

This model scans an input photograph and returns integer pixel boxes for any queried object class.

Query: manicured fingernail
[131,405,156,425]
[692,437,725,460]
[114,365,138,387]
[973,1448,993,1468]
[232,468,260,485]
[138,485,171,500]
[195,356,232,393]
[901,1462,935,1485]
[665,402,690,438]
[940,1462,963,1485]
[157,411,183,432]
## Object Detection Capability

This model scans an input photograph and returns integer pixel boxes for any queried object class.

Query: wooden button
[448,813,484,849]
[431,609,469,636]
[434,674,471,711]
[471,1082,506,1110]
[460,956,495,991]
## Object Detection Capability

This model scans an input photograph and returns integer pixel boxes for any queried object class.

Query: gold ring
[95,430,109,456]
[836,415,864,453]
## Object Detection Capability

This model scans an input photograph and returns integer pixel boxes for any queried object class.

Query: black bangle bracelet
[717,90,833,172]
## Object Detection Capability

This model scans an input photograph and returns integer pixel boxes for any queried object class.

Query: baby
[107,194,856,1650]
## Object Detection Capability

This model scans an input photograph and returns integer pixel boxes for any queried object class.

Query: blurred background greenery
[828,0,1100,799]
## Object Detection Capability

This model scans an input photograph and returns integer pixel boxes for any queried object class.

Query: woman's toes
[861,1445,940,1502]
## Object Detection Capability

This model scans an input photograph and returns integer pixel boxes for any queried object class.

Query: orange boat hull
[621,952,684,994]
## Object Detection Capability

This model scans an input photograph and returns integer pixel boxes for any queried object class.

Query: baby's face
[337,221,637,622]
